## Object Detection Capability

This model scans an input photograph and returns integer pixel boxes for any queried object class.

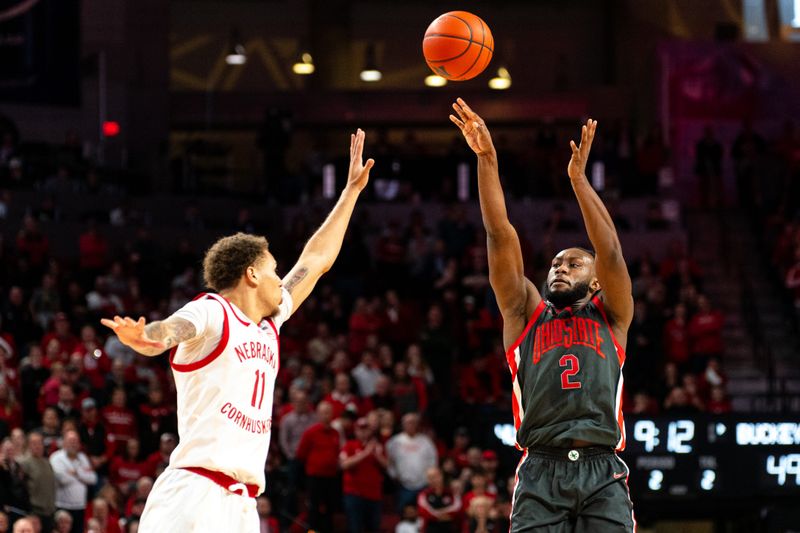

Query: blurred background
[0,0,799,532]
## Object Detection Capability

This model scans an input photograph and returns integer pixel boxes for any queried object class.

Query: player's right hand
[450,97,494,156]
[100,316,166,351]
[346,128,374,192]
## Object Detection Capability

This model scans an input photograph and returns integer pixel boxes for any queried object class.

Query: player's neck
[219,288,264,324]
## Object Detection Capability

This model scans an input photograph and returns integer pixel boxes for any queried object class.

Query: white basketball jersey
[167,291,290,494]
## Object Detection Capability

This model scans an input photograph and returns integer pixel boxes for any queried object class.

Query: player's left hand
[347,128,374,192]
[567,118,597,181]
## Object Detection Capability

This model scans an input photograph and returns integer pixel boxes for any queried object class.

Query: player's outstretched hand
[100,316,166,352]
[347,128,374,192]
[567,118,597,181]
[450,97,494,156]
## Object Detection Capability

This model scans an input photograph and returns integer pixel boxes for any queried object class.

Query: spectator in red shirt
[462,471,496,515]
[417,466,462,533]
[40,313,78,358]
[348,298,382,355]
[687,295,724,373]
[144,432,176,479]
[102,388,136,450]
[72,325,111,393]
[0,381,22,430]
[391,361,428,417]
[663,303,690,371]
[339,417,387,533]
[447,427,471,470]
[78,223,109,273]
[109,438,149,495]
[706,385,732,414]
[16,215,49,270]
[324,373,363,419]
[296,401,340,533]
[458,356,502,406]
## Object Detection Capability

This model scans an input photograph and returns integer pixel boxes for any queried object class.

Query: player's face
[254,251,283,314]
[544,249,597,307]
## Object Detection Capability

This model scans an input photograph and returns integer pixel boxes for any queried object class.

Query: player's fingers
[363,158,375,173]
[570,140,579,153]
[452,102,467,121]
[457,97,473,115]
[100,318,118,330]
[449,115,465,129]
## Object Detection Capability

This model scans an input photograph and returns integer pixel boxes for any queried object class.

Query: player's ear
[246,265,258,285]
[590,278,601,292]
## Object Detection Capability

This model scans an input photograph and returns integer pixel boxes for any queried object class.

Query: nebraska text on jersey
[234,340,278,368]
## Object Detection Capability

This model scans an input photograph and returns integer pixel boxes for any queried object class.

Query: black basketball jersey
[505,292,626,450]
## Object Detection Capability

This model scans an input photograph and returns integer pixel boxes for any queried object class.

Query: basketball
[423,11,494,81]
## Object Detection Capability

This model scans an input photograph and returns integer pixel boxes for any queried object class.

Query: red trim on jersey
[504,300,546,437]
[508,448,528,532]
[264,317,280,375]
[591,295,626,366]
[183,467,259,498]
[222,297,252,327]
[169,295,230,372]
[505,299,547,364]
[593,294,628,451]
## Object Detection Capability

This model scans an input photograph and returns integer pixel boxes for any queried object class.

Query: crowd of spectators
[0,118,738,533]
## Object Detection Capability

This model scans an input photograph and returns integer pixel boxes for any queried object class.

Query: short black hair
[575,247,596,258]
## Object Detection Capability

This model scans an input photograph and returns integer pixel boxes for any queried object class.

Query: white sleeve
[171,298,225,365]
[269,288,293,331]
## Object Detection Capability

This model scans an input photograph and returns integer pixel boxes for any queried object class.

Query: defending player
[101,130,374,533]
[450,99,635,532]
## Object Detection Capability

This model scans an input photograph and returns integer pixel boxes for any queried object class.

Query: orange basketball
[422,11,493,81]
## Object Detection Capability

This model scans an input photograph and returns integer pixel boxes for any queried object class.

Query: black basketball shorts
[509,445,635,533]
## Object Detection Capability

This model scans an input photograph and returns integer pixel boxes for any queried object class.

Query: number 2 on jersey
[559,354,582,389]
[251,370,266,409]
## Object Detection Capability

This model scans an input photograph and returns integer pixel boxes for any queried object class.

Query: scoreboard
[620,415,800,500]
[493,414,800,502]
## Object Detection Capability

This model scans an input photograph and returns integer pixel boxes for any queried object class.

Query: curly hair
[202,233,269,292]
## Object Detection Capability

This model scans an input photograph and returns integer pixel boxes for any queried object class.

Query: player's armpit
[144,317,198,350]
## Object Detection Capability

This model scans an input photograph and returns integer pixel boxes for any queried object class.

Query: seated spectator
[663,387,702,415]
[417,466,461,533]
[35,407,62,454]
[0,382,22,431]
[307,323,335,366]
[391,361,428,417]
[124,477,152,519]
[40,313,78,359]
[395,504,422,533]
[447,427,470,470]
[102,388,136,450]
[85,497,122,533]
[387,413,438,512]
[663,304,690,371]
[53,509,73,533]
[137,387,175,454]
[144,433,175,479]
[405,344,434,386]
[706,386,732,414]
[78,398,107,473]
[458,356,502,406]
[462,471,496,515]
[324,372,363,419]
[687,295,724,373]
[351,350,382,397]
[55,384,79,422]
[109,438,149,495]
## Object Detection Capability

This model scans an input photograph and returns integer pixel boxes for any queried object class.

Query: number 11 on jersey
[251,370,266,409]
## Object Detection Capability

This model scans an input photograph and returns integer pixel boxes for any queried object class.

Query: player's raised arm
[100,315,198,356]
[567,119,633,330]
[280,129,374,313]
[450,98,541,347]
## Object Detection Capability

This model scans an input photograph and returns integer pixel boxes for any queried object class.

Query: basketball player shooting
[101,129,374,533]
[450,99,635,532]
